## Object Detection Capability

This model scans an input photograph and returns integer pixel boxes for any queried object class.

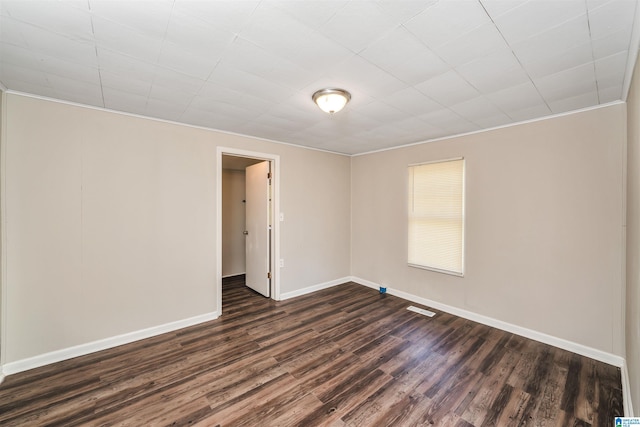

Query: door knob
[243,230,249,235]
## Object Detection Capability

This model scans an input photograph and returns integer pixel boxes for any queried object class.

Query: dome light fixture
[312,88,351,114]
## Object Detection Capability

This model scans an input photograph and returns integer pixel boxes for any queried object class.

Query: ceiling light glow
[312,88,351,114]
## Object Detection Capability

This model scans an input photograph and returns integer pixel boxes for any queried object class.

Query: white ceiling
[0,0,638,155]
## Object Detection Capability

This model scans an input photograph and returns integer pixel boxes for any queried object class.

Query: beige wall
[0,88,4,368]
[352,104,627,356]
[3,88,630,378]
[627,53,640,413]
[3,93,351,364]
[222,169,246,277]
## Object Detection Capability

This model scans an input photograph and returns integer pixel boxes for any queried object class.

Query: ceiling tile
[0,78,58,99]
[359,26,449,85]
[473,113,514,128]
[485,81,547,112]
[1,41,50,70]
[548,91,599,114]
[238,3,312,57]
[96,48,158,82]
[419,107,478,132]
[250,113,306,133]
[592,27,633,60]
[320,1,399,52]
[588,0,636,40]
[100,70,151,97]
[14,22,98,67]
[521,41,593,79]
[195,97,266,121]
[198,81,250,106]
[511,14,590,65]
[360,26,434,73]
[207,62,297,104]
[221,38,321,91]
[0,16,30,48]
[599,85,623,102]
[326,55,408,96]
[480,0,528,18]
[149,84,194,106]
[391,116,440,134]
[39,56,101,86]
[152,68,206,95]
[450,96,505,123]
[534,63,597,102]
[328,111,381,130]
[284,31,355,74]
[270,0,345,29]
[595,50,628,89]
[375,0,437,23]
[146,97,191,121]
[1,43,102,88]
[102,87,147,114]
[89,0,174,39]
[586,0,611,10]
[384,87,443,115]
[433,22,508,67]
[188,95,262,122]
[46,74,104,106]
[92,16,163,63]
[173,0,259,33]
[1,62,50,87]
[456,48,529,93]
[265,104,317,128]
[2,1,93,40]
[507,103,553,121]
[356,101,408,122]
[405,0,491,48]
[59,1,92,12]
[415,70,480,106]
[164,9,236,57]
[495,0,587,44]
[157,40,219,80]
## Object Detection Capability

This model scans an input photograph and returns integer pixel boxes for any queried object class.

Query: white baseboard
[2,311,219,376]
[222,273,245,279]
[279,276,352,300]
[622,359,635,416]
[350,276,625,368]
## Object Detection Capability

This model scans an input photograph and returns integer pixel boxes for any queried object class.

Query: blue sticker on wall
[616,417,640,426]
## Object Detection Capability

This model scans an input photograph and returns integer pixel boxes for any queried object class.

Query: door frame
[216,147,280,315]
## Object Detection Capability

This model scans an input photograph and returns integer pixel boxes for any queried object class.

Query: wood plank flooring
[0,277,623,426]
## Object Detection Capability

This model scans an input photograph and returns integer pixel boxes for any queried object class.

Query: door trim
[216,147,280,315]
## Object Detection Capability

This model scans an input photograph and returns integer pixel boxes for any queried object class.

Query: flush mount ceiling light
[312,88,351,114]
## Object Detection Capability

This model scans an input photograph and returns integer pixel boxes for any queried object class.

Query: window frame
[407,157,466,277]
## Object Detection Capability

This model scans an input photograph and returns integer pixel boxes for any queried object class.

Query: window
[408,158,465,276]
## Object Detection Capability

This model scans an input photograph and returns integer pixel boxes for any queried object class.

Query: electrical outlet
[280,259,284,268]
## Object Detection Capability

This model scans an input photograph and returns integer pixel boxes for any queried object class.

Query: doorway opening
[216,147,280,316]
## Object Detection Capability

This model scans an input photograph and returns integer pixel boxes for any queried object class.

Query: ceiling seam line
[477,0,552,115]
[585,0,601,104]
[88,1,105,108]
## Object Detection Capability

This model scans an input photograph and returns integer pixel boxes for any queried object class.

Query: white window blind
[408,158,465,276]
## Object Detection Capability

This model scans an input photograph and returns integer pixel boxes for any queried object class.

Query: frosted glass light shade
[312,88,351,114]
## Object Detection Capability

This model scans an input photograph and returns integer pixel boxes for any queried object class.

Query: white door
[245,161,271,297]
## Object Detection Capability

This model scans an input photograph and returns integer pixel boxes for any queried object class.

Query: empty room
[0,0,639,425]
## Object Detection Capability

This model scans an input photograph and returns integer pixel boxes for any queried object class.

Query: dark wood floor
[0,277,623,426]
